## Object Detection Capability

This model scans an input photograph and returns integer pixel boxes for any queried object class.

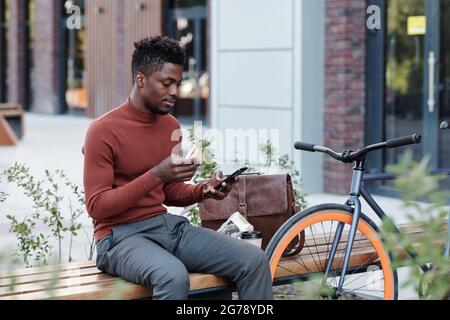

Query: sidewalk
[0,113,437,299]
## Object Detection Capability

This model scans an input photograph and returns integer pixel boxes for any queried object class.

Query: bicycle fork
[322,196,362,295]
[323,167,364,296]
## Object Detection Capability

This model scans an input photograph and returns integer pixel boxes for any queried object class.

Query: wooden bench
[0,103,24,146]
[0,262,232,300]
[0,222,445,300]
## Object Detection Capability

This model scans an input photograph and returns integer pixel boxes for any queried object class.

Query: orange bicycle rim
[269,211,395,300]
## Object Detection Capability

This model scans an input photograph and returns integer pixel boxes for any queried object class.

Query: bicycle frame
[323,160,433,295]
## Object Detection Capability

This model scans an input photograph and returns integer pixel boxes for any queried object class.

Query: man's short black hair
[131,36,186,78]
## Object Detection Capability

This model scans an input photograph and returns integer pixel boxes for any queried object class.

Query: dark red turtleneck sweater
[83,99,205,241]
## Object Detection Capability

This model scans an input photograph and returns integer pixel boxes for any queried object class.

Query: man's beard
[143,100,170,115]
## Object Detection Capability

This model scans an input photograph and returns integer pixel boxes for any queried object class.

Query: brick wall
[0,0,7,101]
[32,0,64,114]
[324,0,366,194]
[7,0,28,108]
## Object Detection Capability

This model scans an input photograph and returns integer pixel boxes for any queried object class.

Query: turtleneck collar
[124,98,160,124]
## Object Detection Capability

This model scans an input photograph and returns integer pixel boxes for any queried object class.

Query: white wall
[300,0,325,194]
[211,0,325,194]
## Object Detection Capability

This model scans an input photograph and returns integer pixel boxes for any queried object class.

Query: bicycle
[265,133,424,300]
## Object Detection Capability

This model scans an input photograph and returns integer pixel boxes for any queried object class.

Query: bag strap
[237,177,248,217]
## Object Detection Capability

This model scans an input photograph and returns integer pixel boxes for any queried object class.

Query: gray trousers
[96,213,274,300]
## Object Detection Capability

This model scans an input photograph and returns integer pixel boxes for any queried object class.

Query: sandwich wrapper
[216,212,254,238]
[185,143,203,164]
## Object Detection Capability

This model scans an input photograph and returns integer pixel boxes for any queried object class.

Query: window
[166,0,208,122]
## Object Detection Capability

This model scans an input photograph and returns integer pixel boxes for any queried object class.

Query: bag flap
[199,174,290,220]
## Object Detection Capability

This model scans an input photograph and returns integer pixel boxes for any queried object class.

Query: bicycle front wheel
[266,204,398,300]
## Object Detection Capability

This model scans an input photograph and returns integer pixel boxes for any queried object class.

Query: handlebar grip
[294,142,316,152]
[441,121,449,130]
[386,134,422,149]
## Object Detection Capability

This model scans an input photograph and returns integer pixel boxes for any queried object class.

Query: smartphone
[213,167,248,191]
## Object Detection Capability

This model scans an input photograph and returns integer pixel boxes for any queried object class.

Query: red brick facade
[5,0,63,114]
[324,0,366,194]
[7,0,28,108]
[32,0,64,114]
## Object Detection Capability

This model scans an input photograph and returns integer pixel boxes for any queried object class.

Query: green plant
[55,170,89,262]
[186,124,218,226]
[1,163,89,266]
[5,214,51,267]
[273,273,335,300]
[259,141,307,209]
[381,151,450,300]
[0,175,7,203]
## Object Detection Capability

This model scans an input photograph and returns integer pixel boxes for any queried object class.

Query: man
[83,36,273,300]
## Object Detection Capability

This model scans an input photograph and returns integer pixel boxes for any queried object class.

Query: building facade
[0,0,449,195]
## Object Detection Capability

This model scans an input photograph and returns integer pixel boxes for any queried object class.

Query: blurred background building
[0,0,449,195]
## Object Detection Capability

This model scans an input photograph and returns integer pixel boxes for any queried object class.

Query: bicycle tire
[266,204,398,300]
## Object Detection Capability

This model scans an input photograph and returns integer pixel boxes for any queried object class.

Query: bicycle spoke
[344,252,379,282]
[342,261,382,288]
[303,227,322,272]
[321,221,330,263]
[344,277,385,293]
[276,263,302,276]
[310,225,325,271]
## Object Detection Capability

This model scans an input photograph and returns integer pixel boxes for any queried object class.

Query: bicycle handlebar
[294,134,422,163]
[293,142,316,152]
[386,134,422,148]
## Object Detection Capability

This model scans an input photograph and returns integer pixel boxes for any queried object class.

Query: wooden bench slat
[0,273,114,297]
[0,260,97,279]
[0,270,230,298]
[0,281,141,300]
[0,273,230,300]
[0,266,103,287]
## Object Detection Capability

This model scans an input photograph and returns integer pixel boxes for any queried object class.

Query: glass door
[385,0,450,170]
[64,0,86,113]
[166,0,208,123]
[439,1,450,170]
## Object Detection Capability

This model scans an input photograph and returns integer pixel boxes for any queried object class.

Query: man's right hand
[152,155,198,183]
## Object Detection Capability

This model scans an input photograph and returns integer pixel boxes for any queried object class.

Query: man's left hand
[203,171,238,200]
